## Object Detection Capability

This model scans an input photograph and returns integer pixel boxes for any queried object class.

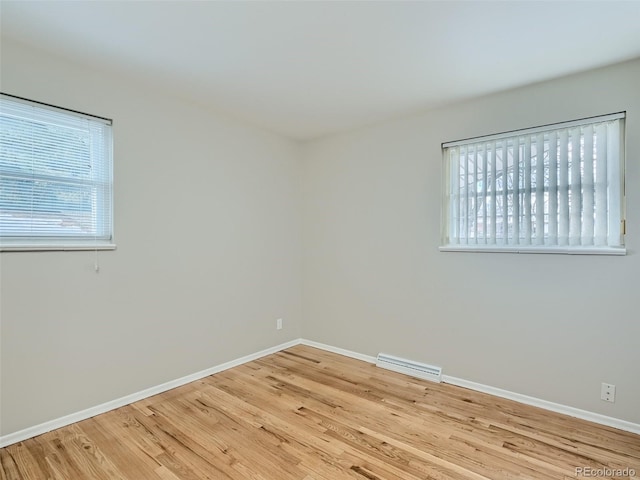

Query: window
[0,94,114,251]
[441,113,625,254]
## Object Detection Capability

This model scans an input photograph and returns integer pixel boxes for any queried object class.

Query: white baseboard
[299,339,377,363]
[299,340,640,436]
[442,375,640,435]
[0,339,300,448]
[2,337,638,448]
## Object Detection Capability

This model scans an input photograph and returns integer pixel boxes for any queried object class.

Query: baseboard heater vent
[376,353,442,383]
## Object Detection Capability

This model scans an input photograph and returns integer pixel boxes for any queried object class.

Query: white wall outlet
[276,318,283,330]
[601,383,615,403]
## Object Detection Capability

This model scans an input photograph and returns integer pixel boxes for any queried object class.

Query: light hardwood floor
[1,345,639,479]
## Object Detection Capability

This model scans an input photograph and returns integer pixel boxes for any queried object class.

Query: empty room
[1,1,639,479]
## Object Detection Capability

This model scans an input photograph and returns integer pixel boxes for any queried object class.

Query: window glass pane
[441,114,625,254]
[0,94,113,249]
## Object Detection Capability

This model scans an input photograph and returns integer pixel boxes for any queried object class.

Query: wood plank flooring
[1,345,639,479]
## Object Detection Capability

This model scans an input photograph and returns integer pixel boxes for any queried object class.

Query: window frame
[0,93,115,252]
[440,113,626,255]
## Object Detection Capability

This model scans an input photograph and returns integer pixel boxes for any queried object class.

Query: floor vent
[376,353,442,383]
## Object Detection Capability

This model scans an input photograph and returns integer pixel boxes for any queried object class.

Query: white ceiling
[2,1,640,140]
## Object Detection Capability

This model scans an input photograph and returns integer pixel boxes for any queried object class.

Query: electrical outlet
[276,318,283,330]
[601,383,615,403]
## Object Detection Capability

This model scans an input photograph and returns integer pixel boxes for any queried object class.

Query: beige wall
[301,59,640,424]
[0,39,303,435]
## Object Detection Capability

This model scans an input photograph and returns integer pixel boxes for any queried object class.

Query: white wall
[0,39,302,435]
[301,59,640,424]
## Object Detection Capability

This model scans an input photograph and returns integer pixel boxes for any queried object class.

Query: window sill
[0,243,117,252]
[439,245,626,255]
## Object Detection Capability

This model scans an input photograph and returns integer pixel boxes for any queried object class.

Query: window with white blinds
[441,113,625,254]
[0,94,114,250]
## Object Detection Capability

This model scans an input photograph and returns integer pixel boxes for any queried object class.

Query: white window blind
[441,113,625,254]
[0,94,114,250]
